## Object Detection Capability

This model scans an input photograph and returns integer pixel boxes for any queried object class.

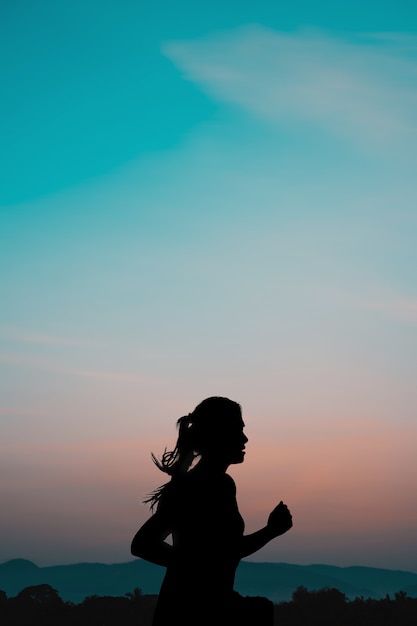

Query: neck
[194,455,230,474]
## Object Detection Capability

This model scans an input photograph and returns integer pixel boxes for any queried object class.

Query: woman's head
[153,396,246,475]
[184,397,247,463]
[145,397,247,509]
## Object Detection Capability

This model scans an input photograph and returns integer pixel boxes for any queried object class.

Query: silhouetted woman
[131,397,293,626]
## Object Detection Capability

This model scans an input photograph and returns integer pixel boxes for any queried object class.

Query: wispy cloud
[0,352,61,370]
[364,295,417,323]
[0,352,155,384]
[0,326,87,347]
[68,368,151,382]
[20,332,84,346]
[164,26,417,150]
[0,405,55,418]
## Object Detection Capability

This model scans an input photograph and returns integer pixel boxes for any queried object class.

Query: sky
[1,0,416,572]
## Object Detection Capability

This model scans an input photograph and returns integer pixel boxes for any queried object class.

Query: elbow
[131,542,146,559]
[131,526,155,559]
[131,530,145,558]
[130,515,170,563]
[131,536,147,558]
[131,538,158,563]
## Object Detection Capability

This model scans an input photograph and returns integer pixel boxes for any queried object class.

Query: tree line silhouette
[1,583,416,625]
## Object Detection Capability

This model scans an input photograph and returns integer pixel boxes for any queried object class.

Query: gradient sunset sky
[1,0,417,571]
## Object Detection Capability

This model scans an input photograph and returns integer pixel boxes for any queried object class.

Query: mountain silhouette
[0,559,39,572]
[1,559,416,603]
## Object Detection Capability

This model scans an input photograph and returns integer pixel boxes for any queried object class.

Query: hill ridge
[1,559,416,604]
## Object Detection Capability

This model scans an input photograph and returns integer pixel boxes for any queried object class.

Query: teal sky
[1,1,417,570]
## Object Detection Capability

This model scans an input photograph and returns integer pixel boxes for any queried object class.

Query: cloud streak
[164,27,417,150]
[0,326,88,347]
[0,352,155,384]
[364,295,417,323]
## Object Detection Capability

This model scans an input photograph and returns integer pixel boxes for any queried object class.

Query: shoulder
[154,479,176,512]
[156,475,190,507]
[223,473,237,493]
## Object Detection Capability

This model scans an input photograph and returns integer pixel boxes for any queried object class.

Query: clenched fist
[266,501,293,537]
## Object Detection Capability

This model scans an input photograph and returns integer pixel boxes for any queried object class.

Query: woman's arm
[131,512,174,567]
[240,501,293,558]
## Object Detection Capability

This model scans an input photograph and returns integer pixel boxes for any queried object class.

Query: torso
[153,470,244,625]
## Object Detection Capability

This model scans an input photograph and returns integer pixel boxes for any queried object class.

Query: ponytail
[144,414,197,510]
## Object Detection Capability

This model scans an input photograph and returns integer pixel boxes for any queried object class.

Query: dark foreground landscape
[1,584,417,625]
[1,559,417,625]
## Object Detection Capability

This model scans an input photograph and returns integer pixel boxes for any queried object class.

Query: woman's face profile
[205,413,248,465]
[226,417,248,464]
